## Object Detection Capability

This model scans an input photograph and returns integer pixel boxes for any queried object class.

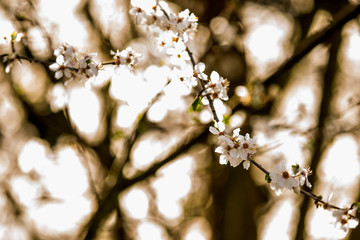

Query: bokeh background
[0,0,360,239]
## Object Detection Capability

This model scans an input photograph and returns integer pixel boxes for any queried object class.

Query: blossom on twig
[332,208,359,237]
[202,71,229,105]
[269,160,299,195]
[110,47,142,71]
[210,125,257,168]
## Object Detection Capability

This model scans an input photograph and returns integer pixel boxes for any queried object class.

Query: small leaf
[191,96,203,112]
[223,115,231,126]
[265,174,272,183]
[292,164,300,174]
[352,202,360,212]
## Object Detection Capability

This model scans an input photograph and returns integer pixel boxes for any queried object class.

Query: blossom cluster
[46,44,141,112]
[129,1,198,44]
[130,1,202,85]
[209,123,257,169]
[110,47,142,71]
[202,71,229,104]
[49,43,100,81]
[129,1,229,108]
[49,43,142,83]
[128,3,360,238]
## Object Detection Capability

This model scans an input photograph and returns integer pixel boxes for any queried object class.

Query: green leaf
[352,202,360,212]
[191,96,203,112]
[292,164,300,174]
[223,115,231,126]
[265,174,272,183]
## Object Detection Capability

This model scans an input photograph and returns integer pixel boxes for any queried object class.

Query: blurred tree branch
[262,3,360,88]
[294,26,342,240]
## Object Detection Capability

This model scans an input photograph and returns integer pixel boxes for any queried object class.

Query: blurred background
[0,0,360,239]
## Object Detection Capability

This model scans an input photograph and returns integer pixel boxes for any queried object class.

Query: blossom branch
[186,46,220,123]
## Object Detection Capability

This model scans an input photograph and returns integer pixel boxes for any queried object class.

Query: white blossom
[332,209,359,237]
[298,166,312,188]
[129,1,198,48]
[202,71,229,105]
[129,6,147,25]
[49,55,72,79]
[173,65,197,88]
[166,42,190,67]
[193,62,207,81]
[269,160,299,195]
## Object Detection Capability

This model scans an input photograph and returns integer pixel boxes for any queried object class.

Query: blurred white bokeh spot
[121,187,149,219]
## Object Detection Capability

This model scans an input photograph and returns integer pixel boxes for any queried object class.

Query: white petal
[197,62,205,72]
[219,155,228,165]
[285,178,299,190]
[55,70,63,79]
[233,128,241,137]
[229,158,241,167]
[56,55,65,64]
[215,146,224,154]
[229,149,238,158]
[216,122,225,132]
[209,126,219,135]
[306,180,312,188]
[210,71,219,82]
[348,218,359,229]
[221,94,229,101]
[242,160,250,170]
[201,97,209,105]
[238,150,247,160]
[49,63,60,71]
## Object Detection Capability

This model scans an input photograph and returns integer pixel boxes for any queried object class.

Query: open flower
[332,209,359,237]
[166,42,190,67]
[49,55,72,79]
[202,71,229,105]
[298,165,312,188]
[269,160,299,195]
